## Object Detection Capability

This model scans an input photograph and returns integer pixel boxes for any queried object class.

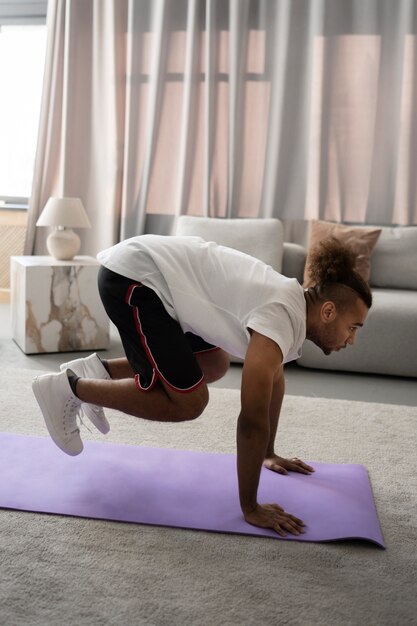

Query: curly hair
[306,237,372,309]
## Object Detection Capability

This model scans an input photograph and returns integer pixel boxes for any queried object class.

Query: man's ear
[320,301,337,323]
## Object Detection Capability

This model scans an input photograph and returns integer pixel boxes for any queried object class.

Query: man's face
[311,298,369,356]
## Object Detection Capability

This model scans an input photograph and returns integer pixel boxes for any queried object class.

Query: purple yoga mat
[0,433,385,547]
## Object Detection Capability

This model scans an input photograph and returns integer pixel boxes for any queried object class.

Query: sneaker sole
[32,377,83,457]
[82,405,110,435]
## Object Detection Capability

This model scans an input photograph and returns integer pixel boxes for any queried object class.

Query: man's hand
[264,454,315,475]
[244,503,305,537]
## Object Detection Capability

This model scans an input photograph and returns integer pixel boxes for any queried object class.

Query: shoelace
[76,406,93,435]
[64,400,93,436]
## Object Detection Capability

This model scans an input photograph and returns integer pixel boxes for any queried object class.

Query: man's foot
[59,353,111,435]
[32,369,84,456]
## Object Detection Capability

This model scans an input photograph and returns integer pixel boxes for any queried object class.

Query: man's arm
[264,366,315,476]
[265,365,285,458]
[237,330,305,536]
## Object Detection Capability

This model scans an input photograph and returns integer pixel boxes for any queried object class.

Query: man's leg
[74,348,229,420]
[195,349,230,383]
[101,358,135,379]
[33,268,220,455]
[75,376,209,423]
[33,355,209,457]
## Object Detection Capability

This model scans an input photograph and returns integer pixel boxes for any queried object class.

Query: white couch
[174,216,417,378]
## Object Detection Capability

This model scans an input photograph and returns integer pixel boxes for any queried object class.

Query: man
[32,235,371,537]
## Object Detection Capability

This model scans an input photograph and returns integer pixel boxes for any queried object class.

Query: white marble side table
[11,256,110,354]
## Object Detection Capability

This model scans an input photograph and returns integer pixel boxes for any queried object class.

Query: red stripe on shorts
[127,284,205,394]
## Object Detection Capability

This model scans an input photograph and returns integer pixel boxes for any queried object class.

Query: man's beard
[321,345,332,356]
[308,329,333,356]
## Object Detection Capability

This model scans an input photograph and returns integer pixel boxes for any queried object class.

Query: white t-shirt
[97,235,306,363]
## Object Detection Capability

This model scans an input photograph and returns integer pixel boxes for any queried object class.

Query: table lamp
[36,197,91,260]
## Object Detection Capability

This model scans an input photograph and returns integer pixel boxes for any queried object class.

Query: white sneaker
[32,369,84,456]
[59,353,110,435]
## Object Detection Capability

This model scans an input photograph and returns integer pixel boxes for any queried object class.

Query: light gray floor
[2,303,416,406]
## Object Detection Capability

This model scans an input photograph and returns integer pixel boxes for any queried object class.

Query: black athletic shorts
[97,266,219,393]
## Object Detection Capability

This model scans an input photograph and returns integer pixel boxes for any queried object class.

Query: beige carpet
[0,367,416,626]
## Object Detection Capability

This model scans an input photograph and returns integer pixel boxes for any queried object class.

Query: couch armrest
[282,242,306,282]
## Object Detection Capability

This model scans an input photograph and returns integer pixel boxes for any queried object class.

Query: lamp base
[46,228,81,260]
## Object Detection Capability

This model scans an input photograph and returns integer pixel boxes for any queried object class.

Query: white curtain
[26,0,417,256]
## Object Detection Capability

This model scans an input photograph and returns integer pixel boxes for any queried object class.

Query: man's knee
[169,384,209,422]
[196,349,230,384]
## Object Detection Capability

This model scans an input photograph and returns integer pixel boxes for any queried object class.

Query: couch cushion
[303,220,382,286]
[282,242,307,282]
[174,216,284,272]
[370,226,417,290]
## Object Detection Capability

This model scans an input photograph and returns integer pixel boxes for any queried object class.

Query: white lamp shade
[36,197,91,228]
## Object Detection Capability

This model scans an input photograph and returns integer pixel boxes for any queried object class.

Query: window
[0,24,47,206]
